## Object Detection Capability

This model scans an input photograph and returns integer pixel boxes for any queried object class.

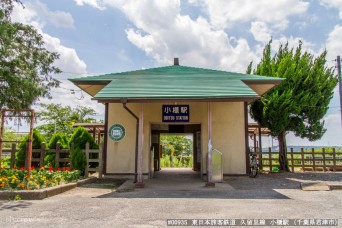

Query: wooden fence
[256,148,342,172]
[1,142,103,177]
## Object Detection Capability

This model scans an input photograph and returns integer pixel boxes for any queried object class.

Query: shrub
[71,148,86,174]
[1,157,10,168]
[15,129,46,168]
[48,133,69,149]
[69,127,98,149]
[44,153,56,168]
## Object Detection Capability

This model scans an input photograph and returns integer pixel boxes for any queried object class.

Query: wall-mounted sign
[109,124,125,141]
[162,105,189,122]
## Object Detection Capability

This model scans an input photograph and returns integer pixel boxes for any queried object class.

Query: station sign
[109,124,125,141]
[162,105,189,122]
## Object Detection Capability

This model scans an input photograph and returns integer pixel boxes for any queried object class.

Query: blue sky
[11,0,342,146]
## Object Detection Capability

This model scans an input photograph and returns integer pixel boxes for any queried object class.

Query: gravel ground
[0,172,341,228]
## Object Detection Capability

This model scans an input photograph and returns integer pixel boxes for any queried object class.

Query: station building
[70,59,282,186]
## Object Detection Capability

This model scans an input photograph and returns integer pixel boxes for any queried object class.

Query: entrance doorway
[150,124,201,176]
[159,133,193,169]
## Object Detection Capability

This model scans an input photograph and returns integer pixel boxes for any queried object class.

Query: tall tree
[0,0,60,110]
[247,40,338,171]
[36,103,73,137]
[36,103,97,139]
[160,135,193,156]
[70,106,96,123]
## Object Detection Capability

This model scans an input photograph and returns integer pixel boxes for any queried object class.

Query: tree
[0,0,61,110]
[36,103,74,138]
[2,126,24,148]
[70,106,96,123]
[160,135,193,157]
[247,40,338,171]
[15,129,46,167]
[36,103,97,139]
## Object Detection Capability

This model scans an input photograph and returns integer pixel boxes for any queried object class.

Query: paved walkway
[117,168,234,192]
[0,171,341,227]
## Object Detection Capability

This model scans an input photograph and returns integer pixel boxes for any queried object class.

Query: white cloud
[12,1,74,29]
[320,0,342,19]
[74,0,258,72]
[326,25,342,61]
[272,36,316,53]
[11,1,102,116]
[42,33,87,73]
[194,0,309,30]
[74,0,106,10]
[12,2,86,74]
[250,21,272,43]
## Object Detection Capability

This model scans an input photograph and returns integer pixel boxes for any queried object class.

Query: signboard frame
[162,105,190,123]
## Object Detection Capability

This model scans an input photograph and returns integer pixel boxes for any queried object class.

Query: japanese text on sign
[166,219,338,226]
[162,105,189,122]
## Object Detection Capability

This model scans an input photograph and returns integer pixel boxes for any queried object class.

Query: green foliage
[48,133,69,149]
[36,103,97,139]
[1,157,10,168]
[70,148,86,174]
[70,105,96,123]
[0,0,61,110]
[36,103,74,139]
[160,135,193,157]
[15,129,46,168]
[247,40,338,170]
[2,127,24,148]
[0,167,81,190]
[248,40,338,140]
[160,154,193,168]
[44,153,56,168]
[69,127,99,149]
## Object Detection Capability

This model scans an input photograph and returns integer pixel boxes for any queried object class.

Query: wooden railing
[1,142,103,177]
[255,148,342,172]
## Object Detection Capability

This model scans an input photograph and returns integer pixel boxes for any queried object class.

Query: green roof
[69,65,283,102]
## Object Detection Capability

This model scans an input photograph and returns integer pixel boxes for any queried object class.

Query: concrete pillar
[136,104,145,188]
[206,102,215,187]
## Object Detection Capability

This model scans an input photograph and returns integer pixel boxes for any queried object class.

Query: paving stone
[301,182,331,191]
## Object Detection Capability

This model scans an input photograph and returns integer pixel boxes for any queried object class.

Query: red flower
[31,166,35,170]
[57,168,61,171]
[13,166,17,170]
[66,167,70,171]
[49,166,53,172]
[20,167,25,170]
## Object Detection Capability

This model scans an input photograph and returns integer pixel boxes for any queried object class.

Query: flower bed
[0,167,81,191]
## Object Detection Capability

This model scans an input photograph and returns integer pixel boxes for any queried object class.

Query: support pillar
[205,102,215,187]
[136,104,145,188]
[258,125,263,169]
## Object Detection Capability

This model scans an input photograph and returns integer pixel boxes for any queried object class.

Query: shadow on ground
[0,201,32,211]
[79,178,126,190]
[93,168,335,199]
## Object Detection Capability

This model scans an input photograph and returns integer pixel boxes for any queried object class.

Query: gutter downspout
[122,99,139,183]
